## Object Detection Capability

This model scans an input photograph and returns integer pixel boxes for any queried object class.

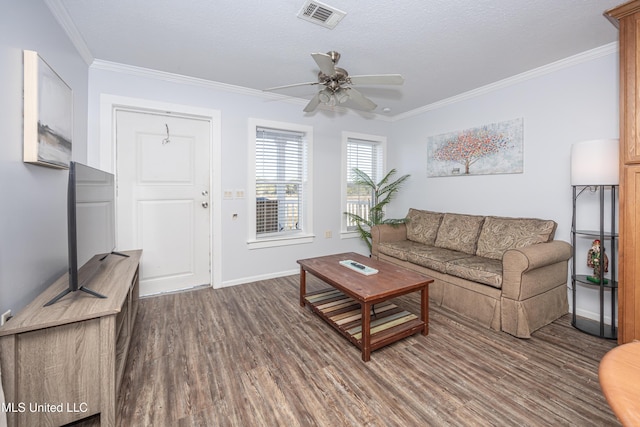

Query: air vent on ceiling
[297,0,346,29]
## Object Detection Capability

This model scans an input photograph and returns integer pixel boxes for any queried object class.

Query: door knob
[202,201,209,208]
[202,190,208,196]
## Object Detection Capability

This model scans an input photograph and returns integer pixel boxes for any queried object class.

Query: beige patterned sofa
[371,209,572,338]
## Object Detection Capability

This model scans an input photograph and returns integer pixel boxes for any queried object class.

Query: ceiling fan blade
[346,88,377,111]
[348,74,405,85]
[303,93,321,113]
[311,52,336,76]
[263,81,319,91]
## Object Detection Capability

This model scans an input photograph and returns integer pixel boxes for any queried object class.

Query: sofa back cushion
[434,213,485,255]
[476,216,557,260]
[406,209,444,245]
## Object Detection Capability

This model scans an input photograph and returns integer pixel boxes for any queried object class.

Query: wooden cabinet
[606,1,640,343]
[619,165,640,341]
[614,9,640,164]
[0,250,141,427]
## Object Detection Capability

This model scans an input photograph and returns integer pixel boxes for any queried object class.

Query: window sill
[247,233,315,249]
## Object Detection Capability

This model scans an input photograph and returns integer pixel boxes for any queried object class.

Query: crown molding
[605,0,640,26]
[44,0,94,65]
[92,59,267,97]
[392,42,619,122]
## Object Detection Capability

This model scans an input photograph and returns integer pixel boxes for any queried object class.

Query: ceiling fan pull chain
[162,123,171,145]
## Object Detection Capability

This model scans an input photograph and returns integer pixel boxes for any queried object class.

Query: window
[248,119,313,248]
[342,132,386,234]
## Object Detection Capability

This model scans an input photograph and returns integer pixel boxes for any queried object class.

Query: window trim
[247,118,314,249]
[340,131,387,238]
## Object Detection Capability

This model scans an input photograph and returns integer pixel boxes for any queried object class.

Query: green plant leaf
[343,167,410,251]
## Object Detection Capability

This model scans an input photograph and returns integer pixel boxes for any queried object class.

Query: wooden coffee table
[298,252,433,361]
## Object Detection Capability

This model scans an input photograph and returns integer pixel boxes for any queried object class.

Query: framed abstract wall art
[23,50,72,169]
[427,118,524,177]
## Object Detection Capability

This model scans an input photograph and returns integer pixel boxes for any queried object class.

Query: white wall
[388,47,620,321]
[0,2,89,314]
[87,64,393,288]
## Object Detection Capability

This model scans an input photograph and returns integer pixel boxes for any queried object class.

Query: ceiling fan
[264,51,404,113]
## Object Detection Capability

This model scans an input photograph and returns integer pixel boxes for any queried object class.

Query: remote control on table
[339,259,378,275]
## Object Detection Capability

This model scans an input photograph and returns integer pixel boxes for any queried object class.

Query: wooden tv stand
[0,249,142,427]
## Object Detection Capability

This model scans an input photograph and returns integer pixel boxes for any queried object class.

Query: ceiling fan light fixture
[335,88,349,104]
[264,51,403,113]
[318,88,333,104]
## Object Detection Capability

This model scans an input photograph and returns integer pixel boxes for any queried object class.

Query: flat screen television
[45,161,126,306]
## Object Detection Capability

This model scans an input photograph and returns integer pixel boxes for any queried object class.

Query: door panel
[116,110,211,295]
[138,200,195,279]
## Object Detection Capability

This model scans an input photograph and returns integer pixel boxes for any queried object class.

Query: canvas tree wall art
[23,50,72,169]
[427,118,523,177]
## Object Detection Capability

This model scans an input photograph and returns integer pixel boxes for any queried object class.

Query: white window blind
[255,126,307,236]
[346,138,383,231]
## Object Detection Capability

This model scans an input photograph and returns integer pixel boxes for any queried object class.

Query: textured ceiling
[53,0,621,116]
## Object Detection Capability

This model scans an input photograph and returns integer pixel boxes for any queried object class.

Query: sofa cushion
[378,240,426,261]
[407,245,473,274]
[445,256,503,288]
[434,213,485,255]
[406,209,444,245]
[476,216,557,260]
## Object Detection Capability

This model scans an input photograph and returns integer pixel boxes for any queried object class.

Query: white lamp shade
[570,139,619,185]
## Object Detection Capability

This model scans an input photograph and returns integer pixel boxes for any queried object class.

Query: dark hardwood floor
[106,274,619,426]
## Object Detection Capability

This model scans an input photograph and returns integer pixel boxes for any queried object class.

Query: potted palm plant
[344,167,410,252]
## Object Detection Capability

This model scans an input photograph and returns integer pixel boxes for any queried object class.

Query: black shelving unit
[571,185,618,339]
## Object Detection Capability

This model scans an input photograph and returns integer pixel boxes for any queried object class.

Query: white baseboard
[220,269,299,288]
[138,269,300,297]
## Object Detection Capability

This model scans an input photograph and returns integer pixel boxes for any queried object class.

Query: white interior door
[116,110,211,295]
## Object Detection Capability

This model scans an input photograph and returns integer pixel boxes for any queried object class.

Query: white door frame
[97,94,222,290]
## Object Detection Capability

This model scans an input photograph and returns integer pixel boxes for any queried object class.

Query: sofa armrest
[502,240,572,300]
[371,224,407,258]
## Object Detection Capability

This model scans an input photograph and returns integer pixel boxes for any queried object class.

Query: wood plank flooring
[83,274,619,426]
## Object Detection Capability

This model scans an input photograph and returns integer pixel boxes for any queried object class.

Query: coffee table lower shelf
[304,288,425,356]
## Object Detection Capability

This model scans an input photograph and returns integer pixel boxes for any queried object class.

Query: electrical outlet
[325,230,332,238]
[1,309,11,326]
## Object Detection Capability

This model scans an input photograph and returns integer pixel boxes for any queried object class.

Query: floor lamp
[570,138,619,338]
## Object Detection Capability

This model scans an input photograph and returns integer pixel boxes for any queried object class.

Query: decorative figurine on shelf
[586,239,609,284]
